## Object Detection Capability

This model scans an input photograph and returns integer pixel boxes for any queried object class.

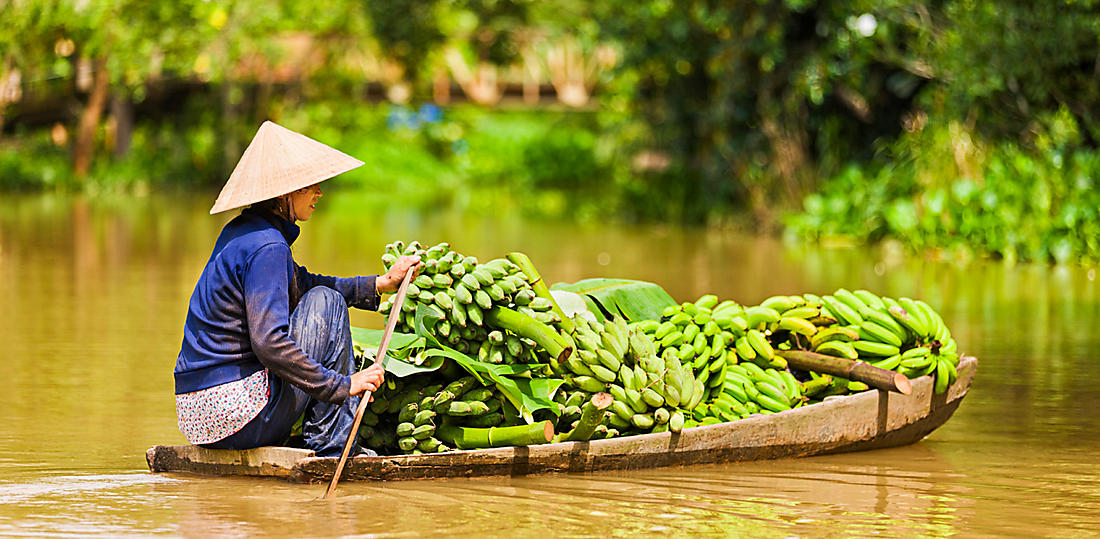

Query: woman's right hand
[350,363,386,398]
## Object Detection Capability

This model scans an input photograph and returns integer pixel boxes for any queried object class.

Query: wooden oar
[777,349,912,394]
[323,268,415,499]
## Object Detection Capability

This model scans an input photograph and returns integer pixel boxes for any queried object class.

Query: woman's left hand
[378,255,422,293]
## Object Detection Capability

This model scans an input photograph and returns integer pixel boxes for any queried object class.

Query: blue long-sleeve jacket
[174,208,379,404]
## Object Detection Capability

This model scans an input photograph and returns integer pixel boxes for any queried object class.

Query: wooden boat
[146,356,977,483]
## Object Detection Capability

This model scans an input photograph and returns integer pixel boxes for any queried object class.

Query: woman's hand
[377,255,422,293]
[349,363,386,397]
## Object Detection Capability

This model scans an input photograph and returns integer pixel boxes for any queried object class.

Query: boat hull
[147,356,977,483]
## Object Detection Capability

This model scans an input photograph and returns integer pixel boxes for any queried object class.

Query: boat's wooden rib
[147,355,977,483]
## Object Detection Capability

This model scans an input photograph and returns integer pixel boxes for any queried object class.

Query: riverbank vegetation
[2,1,1099,264]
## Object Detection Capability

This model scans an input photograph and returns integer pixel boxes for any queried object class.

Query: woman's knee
[298,286,347,313]
[290,287,349,336]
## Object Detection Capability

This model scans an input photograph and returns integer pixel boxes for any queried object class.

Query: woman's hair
[250,196,291,219]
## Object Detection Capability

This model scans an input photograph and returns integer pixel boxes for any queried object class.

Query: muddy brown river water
[1,192,1097,537]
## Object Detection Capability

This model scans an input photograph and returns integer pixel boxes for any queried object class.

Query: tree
[594,0,932,225]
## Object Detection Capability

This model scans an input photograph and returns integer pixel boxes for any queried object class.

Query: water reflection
[1,192,1098,536]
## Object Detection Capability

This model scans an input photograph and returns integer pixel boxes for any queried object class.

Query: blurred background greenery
[2,0,1099,264]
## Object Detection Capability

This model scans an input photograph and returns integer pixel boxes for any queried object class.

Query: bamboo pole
[323,269,415,499]
[777,350,912,394]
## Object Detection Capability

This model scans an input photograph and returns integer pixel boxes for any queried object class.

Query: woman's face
[288,183,323,221]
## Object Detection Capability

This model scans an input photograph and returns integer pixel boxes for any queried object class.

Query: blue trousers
[201,287,360,457]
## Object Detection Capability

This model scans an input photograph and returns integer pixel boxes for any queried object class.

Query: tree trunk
[73,57,110,178]
[110,92,133,158]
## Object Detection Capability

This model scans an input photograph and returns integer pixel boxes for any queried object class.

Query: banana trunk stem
[485,306,573,364]
[436,420,554,449]
[506,252,575,333]
[557,392,613,442]
[777,350,912,394]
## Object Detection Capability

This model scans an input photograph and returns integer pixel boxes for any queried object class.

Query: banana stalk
[556,392,613,442]
[436,420,555,449]
[776,349,912,394]
[506,252,575,333]
[485,306,573,363]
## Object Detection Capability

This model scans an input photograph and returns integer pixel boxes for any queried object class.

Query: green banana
[781,306,820,320]
[897,298,932,338]
[760,295,798,313]
[899,352,935,370]
[695,294,719,310]
[852,340,901,357]
[815,340,858,360]
[779,316,818,336]
[853,290,886,310]
[857,305,909,342]
[755,380,789,406]
[611,399,634,422]
[753,392,791,413]
[669,312,693,326]
[641,387,665,407]
[746,329,774,360]
[858,321,903,348]
[734,335,757,360]
[619,365,637,391]
[871,354,902,370]
[744,306,781,328]
[915,300,948,341]
[654,321,676,340]
[933,357,950,395]
[888,305,927,340]
[822,296,862,326]
[832,288,868,314]
[682,323,700,343]
[810,326,860,349]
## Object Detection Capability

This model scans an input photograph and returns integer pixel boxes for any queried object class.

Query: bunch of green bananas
[636,295,758,403]
[361,373,513,454]
[809,289,960,395]
[704,289,960,400]
[676,289,962,428]
[548,314,702,436]
[379,241,553,364]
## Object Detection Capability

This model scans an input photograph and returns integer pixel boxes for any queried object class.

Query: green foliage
[785,116,1100,264]
[453,0,531,65]
[593,0,921,223]
[364,0,445,86]
[924,0,1100,144]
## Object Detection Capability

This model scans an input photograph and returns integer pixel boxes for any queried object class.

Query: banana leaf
[551,278,676,322]
[413,304,562,419]
[350,326,443,377]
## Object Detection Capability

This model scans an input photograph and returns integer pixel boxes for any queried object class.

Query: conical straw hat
[209,121,365,214]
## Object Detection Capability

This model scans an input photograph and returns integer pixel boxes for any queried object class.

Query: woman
[174,121,420,457]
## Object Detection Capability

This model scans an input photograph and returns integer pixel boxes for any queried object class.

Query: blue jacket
[174,208,379,404]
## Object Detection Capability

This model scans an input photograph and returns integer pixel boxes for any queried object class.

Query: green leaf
[551,278,677,322]
[549,289,590,318]
[382,354,445,377]
[414,304,562,417]
[350,326,438,377]
[350,326,422,351]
